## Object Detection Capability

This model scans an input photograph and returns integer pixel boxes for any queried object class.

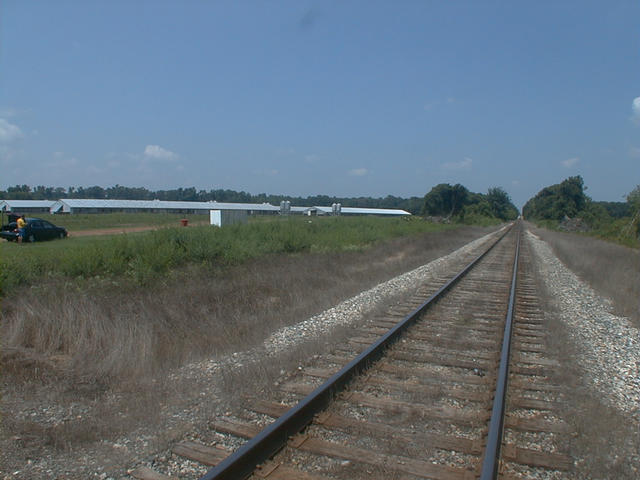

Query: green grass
[7,212,210,231]
[457,213,503,227]
[0,216,455,294]
[530,217,639,249]
[589,217,639,248]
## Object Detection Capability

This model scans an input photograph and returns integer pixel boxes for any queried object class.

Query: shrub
[0,216,454,294]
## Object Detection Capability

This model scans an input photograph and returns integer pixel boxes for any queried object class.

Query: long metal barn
[46,199,411,217]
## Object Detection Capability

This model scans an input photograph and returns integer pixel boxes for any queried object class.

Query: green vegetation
[421,184,519,224]
[19,212,209,231]
[1,183,523,220]
[523,177,639,248]
[594,200,631,219]
[0,184,424,214]
[0,216,455,294]
[522,176,588,220]
[0,183,516,296]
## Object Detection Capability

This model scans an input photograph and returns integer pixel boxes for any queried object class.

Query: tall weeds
[1,224,486,383]
[529,223,640,325]
[0,217,453,293]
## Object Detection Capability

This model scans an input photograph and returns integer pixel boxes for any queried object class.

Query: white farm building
[0,199,57,214]
[301,206,411,217]
[50,199,281,215]
[47,199,411,217]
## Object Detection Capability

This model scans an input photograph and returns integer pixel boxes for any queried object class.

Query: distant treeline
[421,184,519,222]
[592,201,631,218]
[0,183,519,220]
[522,176,632,221]
[523,176,639,247]
[0,184,425,214]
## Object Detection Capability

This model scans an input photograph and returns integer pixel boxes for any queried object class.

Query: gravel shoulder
[526,228,639,477]
[526,229,639,420]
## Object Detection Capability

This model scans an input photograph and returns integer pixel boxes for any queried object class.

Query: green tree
[626,185,640,238]
[6,185,32,199]
[485,187,519,220]
[461,198,493,217]
[422,183,470,218]
[523,176,589,220]
[628,185,640,211]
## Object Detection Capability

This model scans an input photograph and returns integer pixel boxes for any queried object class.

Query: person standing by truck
[16,214,26,243]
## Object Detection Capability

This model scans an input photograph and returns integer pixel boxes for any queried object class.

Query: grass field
[1,212,210,231]
[1,216,487,384]
[534,217,639,249]
[0,215,456,294]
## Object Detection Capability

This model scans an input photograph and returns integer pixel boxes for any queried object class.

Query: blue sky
[1,1,638,208]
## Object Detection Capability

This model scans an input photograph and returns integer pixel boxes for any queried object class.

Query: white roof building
[339,207,411,216]
[0,198,411,217]
[300,206,411,216]
[50,199,281,215]
[0,200,57,213]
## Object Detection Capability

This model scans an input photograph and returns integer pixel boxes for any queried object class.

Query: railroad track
[132,223,574,480]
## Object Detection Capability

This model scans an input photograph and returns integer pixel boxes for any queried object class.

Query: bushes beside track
[0,216,455,294]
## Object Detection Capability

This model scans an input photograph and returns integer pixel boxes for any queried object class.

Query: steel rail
[199,225,514,480]
[479,223,521,479]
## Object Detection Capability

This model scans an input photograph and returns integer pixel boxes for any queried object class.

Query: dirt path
[69,225,162,237]
[69,221,210,237]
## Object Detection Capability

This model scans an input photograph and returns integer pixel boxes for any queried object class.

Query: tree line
[420,184,519,222]
[522,175,636,221]
[523,176,639,245]
[0,183,519,220]
[0,184,425,214]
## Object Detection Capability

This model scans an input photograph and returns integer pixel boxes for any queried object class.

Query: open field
[1,212,211,232]
[1,217,469,380]
[0,216,459,294]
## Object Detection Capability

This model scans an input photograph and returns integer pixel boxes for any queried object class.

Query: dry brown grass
[528,223,640,327]
[531,241,640,479]
[545,317,640,478]
[1,226,490,477]
[2,226,490,383]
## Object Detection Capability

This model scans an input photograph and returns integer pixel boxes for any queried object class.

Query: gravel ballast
[526,230,640,421]
[177,228,505,381]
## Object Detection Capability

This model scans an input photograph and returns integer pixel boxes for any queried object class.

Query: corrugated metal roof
[53,199,280,212]
[0,200,56,209]
[2,199,410,216]
[313,206,334,213]
[306,206,411,215]
[205,201,279,211]
[340,207,411,215]
[285,205,411,215]
[289,206,311,213]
